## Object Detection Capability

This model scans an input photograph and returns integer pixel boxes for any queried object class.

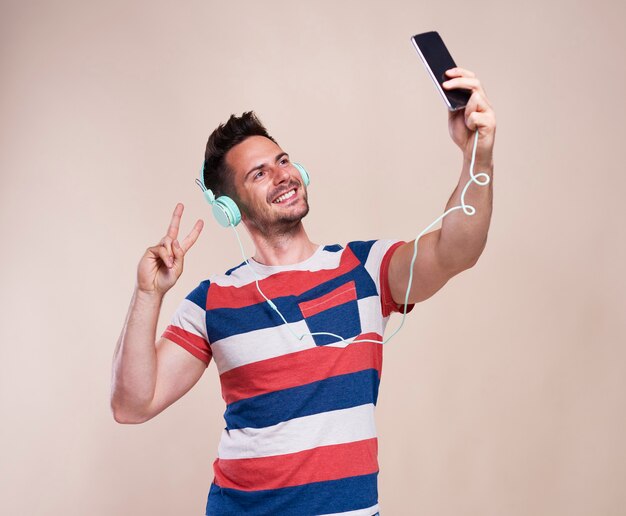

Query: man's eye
[254,170,265,179]
[280,158,289,165]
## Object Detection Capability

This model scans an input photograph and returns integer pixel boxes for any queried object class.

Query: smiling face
[225,135,310,235]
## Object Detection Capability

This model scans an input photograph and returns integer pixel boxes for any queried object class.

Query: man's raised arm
[388,67,496,304]
[110,204,205,424]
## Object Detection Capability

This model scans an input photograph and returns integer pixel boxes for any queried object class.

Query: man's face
[225,135,310,235]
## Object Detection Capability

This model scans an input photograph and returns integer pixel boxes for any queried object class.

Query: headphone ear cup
[212,195,241,227]
[293,162,310,186]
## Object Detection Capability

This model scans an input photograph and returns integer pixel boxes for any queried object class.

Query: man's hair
[203,111,277,198]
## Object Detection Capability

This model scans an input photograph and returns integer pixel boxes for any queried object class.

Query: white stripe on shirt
[217,403,377,459]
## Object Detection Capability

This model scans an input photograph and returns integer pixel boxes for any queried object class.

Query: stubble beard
[252,194,310,239]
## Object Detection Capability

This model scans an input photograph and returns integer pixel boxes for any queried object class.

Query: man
[111,67,495,515]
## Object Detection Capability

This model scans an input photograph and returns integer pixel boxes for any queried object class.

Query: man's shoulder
[344,239,403,263]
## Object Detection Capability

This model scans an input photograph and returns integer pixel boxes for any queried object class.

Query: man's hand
[136,203,204,296]
[444,67,496,165]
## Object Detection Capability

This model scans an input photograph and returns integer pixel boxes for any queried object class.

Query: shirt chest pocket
[297,280,362,346]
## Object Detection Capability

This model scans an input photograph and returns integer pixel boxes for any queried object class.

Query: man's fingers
[443,77,482,93]
[159,236,173,261]
[445,67,476,78]
[166,203,184,240]
[154,244,174,269]
[172,239,184,263]
[443,74,491,108]
[465,92,496,128]
[465,110,496,133]
[465,91,488,116]
[180,219,204,253]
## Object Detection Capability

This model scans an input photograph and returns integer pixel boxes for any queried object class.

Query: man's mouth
[272,188,297,204]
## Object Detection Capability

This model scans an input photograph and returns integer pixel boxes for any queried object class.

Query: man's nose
[271,165,291,184]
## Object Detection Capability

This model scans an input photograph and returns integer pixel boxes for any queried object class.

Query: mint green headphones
[195,162,310,227]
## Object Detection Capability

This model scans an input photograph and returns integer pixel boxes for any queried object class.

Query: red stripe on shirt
[206,247,361,310]
[213,438,378,491]
[220,333,382,404]
[163,325,212,366]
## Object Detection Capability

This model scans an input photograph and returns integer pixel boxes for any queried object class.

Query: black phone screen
[411,31,471,111]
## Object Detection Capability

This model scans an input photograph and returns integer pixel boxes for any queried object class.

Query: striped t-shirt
[163,239,412,516]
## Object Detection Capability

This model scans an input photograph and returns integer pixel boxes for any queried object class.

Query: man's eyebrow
[245,152,289,179]
[275,152,289,163]
[245,163,264,179]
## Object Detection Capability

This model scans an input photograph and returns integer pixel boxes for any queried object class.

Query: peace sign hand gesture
[137,203,204,296]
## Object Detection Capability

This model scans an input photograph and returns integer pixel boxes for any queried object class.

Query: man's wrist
[463,152,494,173]
[134,287,165,306]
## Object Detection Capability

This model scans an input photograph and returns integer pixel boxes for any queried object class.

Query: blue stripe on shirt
[223,369,380,430]
[206,472,378,516]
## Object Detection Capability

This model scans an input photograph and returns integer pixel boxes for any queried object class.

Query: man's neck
[246,222,318,266]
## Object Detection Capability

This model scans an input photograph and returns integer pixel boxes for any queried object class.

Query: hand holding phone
[411,31,471,111]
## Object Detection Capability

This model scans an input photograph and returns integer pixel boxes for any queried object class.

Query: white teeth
[273,189,296,203]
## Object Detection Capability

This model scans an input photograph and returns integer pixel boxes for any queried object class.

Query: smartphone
[411,31,471,111]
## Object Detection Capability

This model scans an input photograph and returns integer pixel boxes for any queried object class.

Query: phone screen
[411,31,471,111]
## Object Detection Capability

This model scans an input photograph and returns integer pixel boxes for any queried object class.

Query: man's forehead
[226,136,283,172]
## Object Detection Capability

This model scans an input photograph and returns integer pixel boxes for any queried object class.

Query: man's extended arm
[388,67,496,304]
[110,204,205,424]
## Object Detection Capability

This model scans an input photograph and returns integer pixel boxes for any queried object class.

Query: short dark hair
[202,111,277,197]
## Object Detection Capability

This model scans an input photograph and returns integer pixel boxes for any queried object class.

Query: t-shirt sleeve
[356,240,415,318]
[379,241,416,317]
[161,280,212,366]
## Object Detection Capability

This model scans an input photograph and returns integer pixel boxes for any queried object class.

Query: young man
[111,68,496,515]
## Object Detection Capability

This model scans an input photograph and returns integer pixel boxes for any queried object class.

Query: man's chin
[245,200,310,235]
[281,203,309,222]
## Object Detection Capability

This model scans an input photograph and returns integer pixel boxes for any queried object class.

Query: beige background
[2,0,625,515]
